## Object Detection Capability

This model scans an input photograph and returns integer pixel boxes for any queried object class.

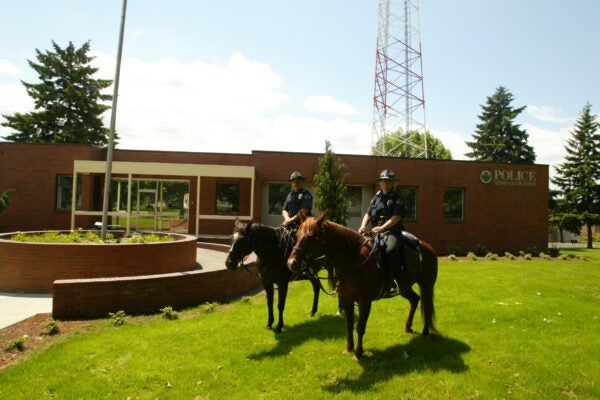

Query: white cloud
[303,95,357,116]
[86,51,369,155]
[524,123,570,167]
[0,60,21,77]
[429,128,471,160]
[526,105,573,124]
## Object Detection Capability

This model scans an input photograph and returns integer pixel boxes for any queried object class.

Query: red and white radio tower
[372,0,428,157]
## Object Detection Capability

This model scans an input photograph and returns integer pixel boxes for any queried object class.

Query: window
[216,182,240,215]
[347,186,363,218]
[396,186,418,220]
[444,188,465,221]
[267,183,289,216]
[56,175,81,211]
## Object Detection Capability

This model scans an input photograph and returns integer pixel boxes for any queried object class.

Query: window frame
[396,185,418,221]
[443,187,465,222]
[215,181,241,216]
[56,174,81,211]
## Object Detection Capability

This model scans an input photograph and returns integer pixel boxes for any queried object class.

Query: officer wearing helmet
[358,169,405,292]
[282,171,313,228]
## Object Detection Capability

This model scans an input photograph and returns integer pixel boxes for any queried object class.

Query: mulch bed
[0,313,93,370]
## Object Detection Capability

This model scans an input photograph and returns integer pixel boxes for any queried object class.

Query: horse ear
[316,212,327,226]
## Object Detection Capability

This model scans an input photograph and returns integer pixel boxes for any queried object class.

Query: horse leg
[354,299,372,360]
[340,296,355,355]
[274,281,288,333]
[264,281,275,330]
[308,277,320,317]
[419,283,436,336]
[399,283,420,333]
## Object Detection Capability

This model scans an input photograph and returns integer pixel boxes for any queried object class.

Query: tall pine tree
[313,140,349,225]
[552,102,600,249]
[466,86,536,164]
[1,41,113,146]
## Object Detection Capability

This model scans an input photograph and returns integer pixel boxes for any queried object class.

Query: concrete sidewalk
[0,247,229,330]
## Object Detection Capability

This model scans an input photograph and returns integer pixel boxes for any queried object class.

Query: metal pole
[101,0,128,240]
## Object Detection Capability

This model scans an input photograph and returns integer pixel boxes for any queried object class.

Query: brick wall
[52,248,260,319]
[0,232,198,292]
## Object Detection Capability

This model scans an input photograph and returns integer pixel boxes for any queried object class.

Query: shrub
[41,318,60,335]
[504,252,517,260]
[447,254,458,261]
[5,335,27,352]
[548,247,560,258]
[108,310,128,326]
[485,252,498,261]
[203,302,218,313]
[160,306,179,320]
[448,246,466,257]
[523,253,533,260]
[474,244,487,257]
[467,252,478,261]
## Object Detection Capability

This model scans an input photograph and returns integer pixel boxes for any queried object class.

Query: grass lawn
[0,249,598,399]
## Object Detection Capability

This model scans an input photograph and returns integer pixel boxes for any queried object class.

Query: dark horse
[225,218,334,333]
[288,214,438,359]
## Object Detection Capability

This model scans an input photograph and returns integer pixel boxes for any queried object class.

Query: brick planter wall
[0,231,198,293]
[52,247,260,319]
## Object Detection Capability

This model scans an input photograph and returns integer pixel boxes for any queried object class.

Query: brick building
[0,142,549,254]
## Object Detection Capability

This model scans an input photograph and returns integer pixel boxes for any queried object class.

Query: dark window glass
[267,183,289,216]
[216,182,240,215]
[444,188,465,221]
[56,175,81,210]
[347,186,363,218]
[396,185,418,220]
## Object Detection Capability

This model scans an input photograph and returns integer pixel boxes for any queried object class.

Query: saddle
[401,231,423,273]
[369,231,423,274]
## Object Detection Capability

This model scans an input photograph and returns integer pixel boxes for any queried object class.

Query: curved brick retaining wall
[52,243,260,319]
[0,231,198,293]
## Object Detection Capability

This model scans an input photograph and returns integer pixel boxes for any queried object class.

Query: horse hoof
[308,312,316,318]
[352,355,360,361]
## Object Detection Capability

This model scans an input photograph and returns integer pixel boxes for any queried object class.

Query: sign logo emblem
[480,170,493,184]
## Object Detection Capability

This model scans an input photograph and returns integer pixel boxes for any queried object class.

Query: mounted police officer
[282,171,313,229]
[358,169,405,294]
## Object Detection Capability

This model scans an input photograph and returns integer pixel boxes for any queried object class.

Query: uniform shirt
[366,189,405,232]
[282,188,313,218]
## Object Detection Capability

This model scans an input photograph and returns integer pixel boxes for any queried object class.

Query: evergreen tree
[466,86,536,164]
[1,41,113,146]
[313,141,349,225]
[552,102,600,249]
[372,130,452,159]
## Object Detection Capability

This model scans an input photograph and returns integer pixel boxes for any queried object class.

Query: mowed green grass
[0,249,598,399]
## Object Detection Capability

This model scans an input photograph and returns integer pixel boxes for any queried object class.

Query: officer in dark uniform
[358,169,405,292]
[282,171,313,228]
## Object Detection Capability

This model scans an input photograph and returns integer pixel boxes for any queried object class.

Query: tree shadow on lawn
[322,334,471,394]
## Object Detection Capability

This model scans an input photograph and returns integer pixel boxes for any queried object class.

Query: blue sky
[1,0,599,177]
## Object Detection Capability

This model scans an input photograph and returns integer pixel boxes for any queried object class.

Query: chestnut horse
[225,219,334,333]
[287,214,438,359]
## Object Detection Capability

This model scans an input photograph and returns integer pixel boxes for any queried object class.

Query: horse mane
[300,216,365,254]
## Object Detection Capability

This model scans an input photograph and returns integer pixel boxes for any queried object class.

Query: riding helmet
[289,171,306,181]
[378,169,397,181]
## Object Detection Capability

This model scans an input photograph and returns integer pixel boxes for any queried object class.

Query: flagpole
[101,0,127,240]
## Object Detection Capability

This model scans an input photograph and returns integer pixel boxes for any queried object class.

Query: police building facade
[0,142,549,255]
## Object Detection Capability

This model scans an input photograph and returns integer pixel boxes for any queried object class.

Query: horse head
[287,213,327,273]
[225,218,254,270]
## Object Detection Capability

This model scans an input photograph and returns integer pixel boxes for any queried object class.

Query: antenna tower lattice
[372,0,428,157]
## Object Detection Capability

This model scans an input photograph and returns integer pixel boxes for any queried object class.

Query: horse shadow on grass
[246,314,470,394]
[322,334,471,394]
[247,314,343,360]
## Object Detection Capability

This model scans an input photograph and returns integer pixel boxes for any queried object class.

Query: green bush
[5,335,27,351]
[160,306,179,320]
[504,252,517,260]
[467,252,478,261]
[108,310,128,326]
[41,318,60,335]
[474,244,487,257]
[447,254,458,261]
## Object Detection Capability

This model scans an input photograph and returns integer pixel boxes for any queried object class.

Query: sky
[1,0,599,179]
